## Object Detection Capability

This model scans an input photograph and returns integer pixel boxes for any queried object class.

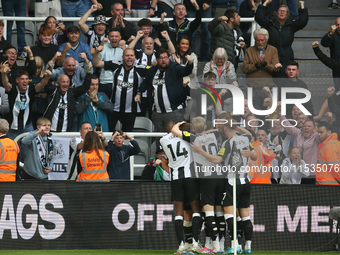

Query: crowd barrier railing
[0,16,257,46]
[14,131,167,180]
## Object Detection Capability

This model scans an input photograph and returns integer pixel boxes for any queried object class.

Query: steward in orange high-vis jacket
[249,140,276,184]
[0,119,20,181]
[316,122,340,185]
[77,131,110,182]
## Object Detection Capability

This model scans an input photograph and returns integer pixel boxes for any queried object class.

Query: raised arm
[92,45,105,68]
[56,43,72,67]
[79,4,101,34]
[191,141,223,164]
[0,62,12,92]
[313,98,328,122]
[161,30,175,55]
[313,41,340,72]
[171,121,186,138]
[0,89,9,114]
[48,52,62,71]
[35,70,52,93]
[127,30,144,49]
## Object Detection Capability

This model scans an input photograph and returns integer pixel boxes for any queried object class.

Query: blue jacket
[106,140,141,180]
[76,92,113,132]
[58,41,92,65]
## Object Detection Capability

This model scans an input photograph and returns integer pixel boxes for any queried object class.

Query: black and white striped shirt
[84,28,107,49]
[160,133,193,181]
[152,69,184,113]
[182,131,222,178]
[218,133,253,185]
[103,61,148,113]
[135,49,156,66]
[51,92,68,132]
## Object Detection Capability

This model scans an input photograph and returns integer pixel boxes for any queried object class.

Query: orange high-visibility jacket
[249,140,276,184]
[77,149,110,182]
[0,137,20,182]
[316,133,340,185]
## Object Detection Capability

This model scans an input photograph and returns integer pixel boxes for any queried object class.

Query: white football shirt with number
[160,133,193,180]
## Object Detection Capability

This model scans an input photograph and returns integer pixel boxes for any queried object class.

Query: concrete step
[295,30,330,38]
[292,38,330,59]
[300,17,337,31]
[308,8,340,16]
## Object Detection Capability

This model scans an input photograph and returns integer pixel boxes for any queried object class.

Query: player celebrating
[172,117,224,253]
[160,121,201,254]
[192,118,257,254]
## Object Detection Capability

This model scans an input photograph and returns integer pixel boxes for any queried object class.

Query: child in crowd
[280,147,309,184]
[106,130,140,180]
[21,117,54,180]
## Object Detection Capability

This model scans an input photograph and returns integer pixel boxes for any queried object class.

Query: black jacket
[255,5,308,66]
[138,61,193,112]
[0,59,37,87]
[239,0,273,35]
[26,41,59,68]
[43,73,91,131]
[107,18,137,42]
[159,12,202,45]
[313,46,340,74]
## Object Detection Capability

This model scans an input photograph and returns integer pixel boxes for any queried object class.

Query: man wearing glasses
[135,48,193,131]
[0,46,36,87]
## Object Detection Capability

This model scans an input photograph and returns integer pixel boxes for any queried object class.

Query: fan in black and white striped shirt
[93,47,148,131]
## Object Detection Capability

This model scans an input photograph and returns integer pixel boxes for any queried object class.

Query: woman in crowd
[77,131,110,182]
[170,35,198,87]
[203,47,238,86]
[42,16,68,45]
[255,0,308,76]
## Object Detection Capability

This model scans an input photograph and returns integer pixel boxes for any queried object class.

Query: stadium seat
[150,140,157,158]
[133,117,154,145]
[114,121,122,131]
[132,138,150,178]
[133,116,154,132]
[11,21,36,49]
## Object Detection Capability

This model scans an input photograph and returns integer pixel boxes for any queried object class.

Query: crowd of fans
[1,1,340,254]
[0,1,339,184]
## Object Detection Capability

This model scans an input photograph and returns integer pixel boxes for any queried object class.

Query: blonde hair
[34,56,45,78]
[36,117,51,126]
[192,117,206,133]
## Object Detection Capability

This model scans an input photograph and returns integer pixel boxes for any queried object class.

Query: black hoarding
[0,181,338,251]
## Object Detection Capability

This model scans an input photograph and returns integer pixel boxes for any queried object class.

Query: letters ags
[0,194,65,240]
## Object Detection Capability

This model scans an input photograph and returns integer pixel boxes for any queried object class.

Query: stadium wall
[0,181,338,251]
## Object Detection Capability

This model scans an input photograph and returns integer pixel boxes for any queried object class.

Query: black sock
[205,216,218,241]
[242,219,253,241]
[204,218,210,238]
[216,216,226,240]
[192,215,201,243]
[226,217,234,239]
[175,219,184,245]
[184,225,193,244]
[237,219,243,244]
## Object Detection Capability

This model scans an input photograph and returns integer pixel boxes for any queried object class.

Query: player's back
[160,133,193,180]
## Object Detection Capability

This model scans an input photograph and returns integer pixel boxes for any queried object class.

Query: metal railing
[0,16,257,46]
[14,131,167,180]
